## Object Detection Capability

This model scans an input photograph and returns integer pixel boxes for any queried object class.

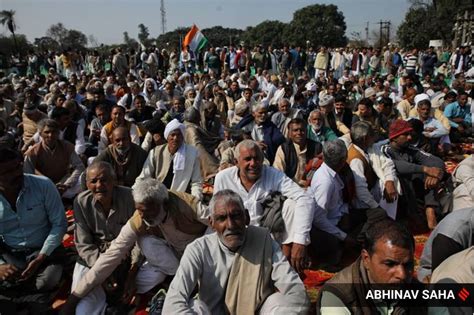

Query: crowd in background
[0,40,473,314]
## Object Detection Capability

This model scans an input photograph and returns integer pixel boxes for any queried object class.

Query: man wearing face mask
[69,161,137,315]
[61,178,208,315]
[94,127,148,187]
[163,190,310,314]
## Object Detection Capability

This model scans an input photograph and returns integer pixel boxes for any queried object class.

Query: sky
[0,0,411,45]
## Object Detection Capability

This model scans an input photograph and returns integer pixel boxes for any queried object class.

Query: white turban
[414,93,430,106]
[164,119,185,139]
[164,119,186,173]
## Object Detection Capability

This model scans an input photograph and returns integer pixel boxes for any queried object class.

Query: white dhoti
[136,235,180,293]
[72,236,179,314]
[72,263,107,315]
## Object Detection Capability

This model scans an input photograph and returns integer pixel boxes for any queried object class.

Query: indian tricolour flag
[183,24,208,52]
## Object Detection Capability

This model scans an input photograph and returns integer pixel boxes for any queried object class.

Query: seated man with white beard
[306,109,338,144]
[61,178,208,314]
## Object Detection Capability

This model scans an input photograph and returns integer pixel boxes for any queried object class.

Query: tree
[283,4,347,48]
[63,29,88,49]
[123,31,138,48]
[0,34,31,58]
[156,27,188,50]
[348,31,368,48]
[201,26,244,48]
[46,23,87,49]
[397,0,472,48]
[0,10,19,54]
[46,23,68,44]
[138,23,151,46]
[34,36,59,51]
[241,20,286,47]
[88,34,99,48]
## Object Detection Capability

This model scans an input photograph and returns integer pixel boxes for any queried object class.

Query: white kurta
[213,165,314,245]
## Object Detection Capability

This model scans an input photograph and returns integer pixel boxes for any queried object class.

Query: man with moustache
[317,219,422,314]
[61,178,208,315]
[214,140,314,275]
[163,190,310,314]
[273,118,322,186]
[135,119,203,199]
[99,105,140,152]
[0,148,67,313]
[94,127,148,187]
[306,109,338,144]
[70,161,137,315]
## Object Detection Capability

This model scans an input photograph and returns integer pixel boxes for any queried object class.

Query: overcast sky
[1,0,411,45]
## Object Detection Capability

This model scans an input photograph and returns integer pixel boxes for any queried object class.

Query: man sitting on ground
[163,190,310,314]
[273,118,322,186]
[94,127,148,187]
[61,178,208,314]
[317,219,420,314]
[381,119,446,229]
[24,119,84,199]
[71,161,137,315]
[135,119,203,199]
[214,140,314,274]
[0,148,67,313]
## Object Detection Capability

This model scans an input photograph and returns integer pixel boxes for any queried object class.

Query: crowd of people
[0,41,473,314]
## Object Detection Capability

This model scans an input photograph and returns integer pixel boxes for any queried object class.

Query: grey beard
[115,146,130,156]
[311,124,322,132]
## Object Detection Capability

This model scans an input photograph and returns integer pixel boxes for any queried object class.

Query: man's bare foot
[426,207,437,230]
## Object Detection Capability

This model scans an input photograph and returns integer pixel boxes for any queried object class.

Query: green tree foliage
[397,7,432,49]
[0,34,31,57]
[34,36,59,51]
[123,31,138,48]
[397,0,472,48]
[46,23,68,44]
[283,4,347,47]
[241,20,286,47]
[63,29,88,49]
[45,23,87,49]
[0,10,19,53]
[155,27,188,49]
[201,26,244,47]
[138,23,151,46]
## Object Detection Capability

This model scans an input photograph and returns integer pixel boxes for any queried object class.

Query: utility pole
[160,0,167,34]
[386,21,391,45]
[377,20,391,48]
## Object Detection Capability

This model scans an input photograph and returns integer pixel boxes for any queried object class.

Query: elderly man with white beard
[306,109,338,144]
[60,178,208,315]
